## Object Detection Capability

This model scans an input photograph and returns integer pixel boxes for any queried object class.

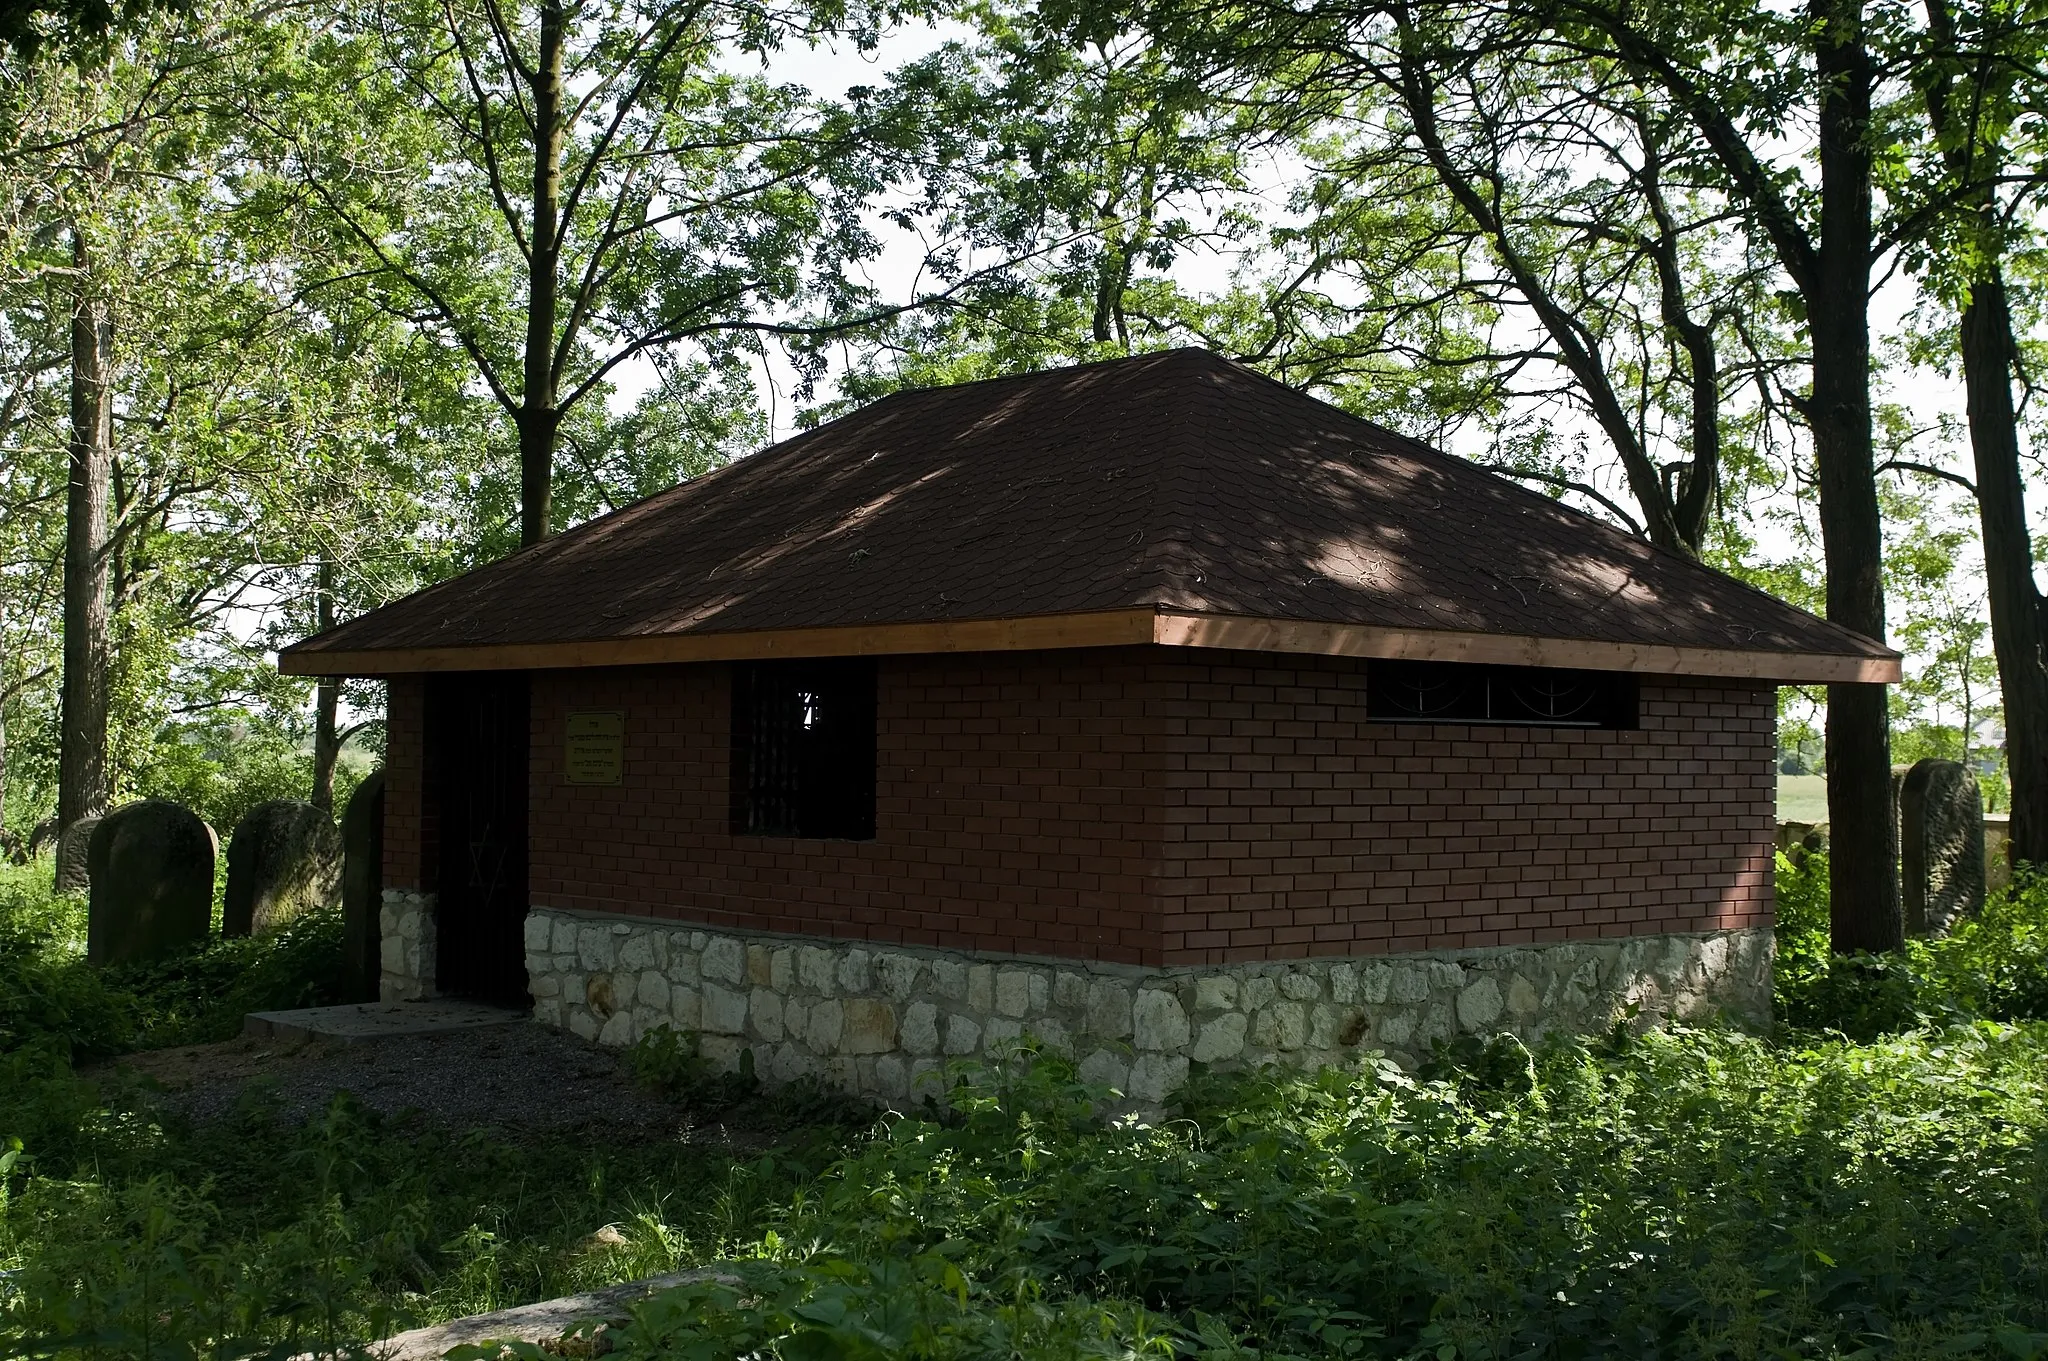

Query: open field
[1777,773,1829,824]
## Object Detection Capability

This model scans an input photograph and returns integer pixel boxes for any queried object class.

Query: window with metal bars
[730,659,877,838]
[1367,660,1636,729]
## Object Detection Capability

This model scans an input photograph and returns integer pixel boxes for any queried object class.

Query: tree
[1889,0,2048,867]
[826,11,1269,401]
[1,41,200,838]
[3,6,472,837]
[1884,480,2000,790]
[1268,7,1783,556]
[259,0,986,548]
[1508,0,1899,948]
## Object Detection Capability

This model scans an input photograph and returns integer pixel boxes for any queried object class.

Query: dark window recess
[731,660,877,838]
[1368,660,1636,728]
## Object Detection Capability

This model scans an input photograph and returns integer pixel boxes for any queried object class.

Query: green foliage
[1777,851,2048,1039]
[554,1256,1213,1361]
[0,1080,827,1361]
[0,859,345,1062]
[6,872,2048,1359]
[625,1024,760,1109]
[0,864,138,1062]
[128,713,366,838]
[577,1029,2048,1359]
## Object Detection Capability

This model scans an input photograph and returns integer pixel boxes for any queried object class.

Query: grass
[2,858,2047,1358]
[1776,773,1829,824]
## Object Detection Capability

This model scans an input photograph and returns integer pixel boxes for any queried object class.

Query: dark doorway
[428,671,530,1006]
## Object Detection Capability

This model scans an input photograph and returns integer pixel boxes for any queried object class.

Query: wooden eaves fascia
[278,607,1901,685]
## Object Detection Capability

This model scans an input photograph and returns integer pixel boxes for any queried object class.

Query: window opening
[731,659,877,838]
[1368,660,1635,729]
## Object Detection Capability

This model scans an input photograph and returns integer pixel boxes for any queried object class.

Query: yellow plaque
[564,710,624,785]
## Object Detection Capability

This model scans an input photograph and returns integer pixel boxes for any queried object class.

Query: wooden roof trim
[277,609,1160,676]
[1153,613,1901,684]
[280,606,1899,683]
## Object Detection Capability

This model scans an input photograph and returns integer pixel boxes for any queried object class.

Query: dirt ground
[98,1022,736,1139]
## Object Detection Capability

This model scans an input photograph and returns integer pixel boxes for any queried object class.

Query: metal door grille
[731,659,876,838]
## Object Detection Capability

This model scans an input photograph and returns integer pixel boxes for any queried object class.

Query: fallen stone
[86,801,215,967]
[310,1268,737,1361]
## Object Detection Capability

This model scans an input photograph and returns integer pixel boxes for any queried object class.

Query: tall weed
[1777,851,2048,1036]
[612,1030,2048,1359]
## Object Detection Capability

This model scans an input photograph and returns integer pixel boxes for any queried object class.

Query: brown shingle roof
[282,348,1896,681]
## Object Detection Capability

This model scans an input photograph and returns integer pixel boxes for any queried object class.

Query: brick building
[284,349,1895,1100]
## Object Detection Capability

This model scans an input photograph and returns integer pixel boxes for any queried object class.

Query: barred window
[730,659,877,838]
[1367,660,1636,729]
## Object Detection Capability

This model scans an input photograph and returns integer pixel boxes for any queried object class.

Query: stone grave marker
[223,800,343,937]
[340,771,385,1002]
[54,815,101,893]
[86,800,216,966]
[1900,758,1985,937]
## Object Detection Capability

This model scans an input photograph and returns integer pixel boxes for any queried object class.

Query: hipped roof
[281,347,1897,684]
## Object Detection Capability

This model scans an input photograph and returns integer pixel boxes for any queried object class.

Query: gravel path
[107,1023,699,1135]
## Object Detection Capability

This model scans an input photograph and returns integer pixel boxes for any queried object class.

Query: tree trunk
[1916,0,2048,869]
[1959,274,2048,865]
[311,558,340,811]
[519,0,566,548]
[1811,0,1899,952]
[58,224,113,840]
[0,600,10,857]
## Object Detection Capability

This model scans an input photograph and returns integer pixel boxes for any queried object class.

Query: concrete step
[243,1000,528,1044]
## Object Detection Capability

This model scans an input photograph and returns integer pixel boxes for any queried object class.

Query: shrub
[0,861,345,1062]
[598,1030,2048,1359]
[128,713,369,841]
[1775,851,2048,1038]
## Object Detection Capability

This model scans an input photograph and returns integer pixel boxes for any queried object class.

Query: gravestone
[1900,758,1985,937]
[1775,820,1828,868]
[86,800,215,966]
[1984,814,2014,896]
[223,800,343,937]
[340,770,385,1002]
[53,815,101,893]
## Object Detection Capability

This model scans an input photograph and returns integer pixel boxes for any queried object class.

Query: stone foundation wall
[524,906,1771,1104]
[380,889,437,1001]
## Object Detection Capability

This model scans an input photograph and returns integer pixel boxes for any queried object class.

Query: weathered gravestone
[1901,758,1985,937]
[53,815,101,894]
[223,800,343,937]
[1775,820,1829,870]
[86,801,216,967]
[340,771,385,1002]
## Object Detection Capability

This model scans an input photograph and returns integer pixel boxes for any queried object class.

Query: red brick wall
[1151,653,1775,965]
[382,648,1774,965]
[382,676,429,890]
[525,651,1164,963]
